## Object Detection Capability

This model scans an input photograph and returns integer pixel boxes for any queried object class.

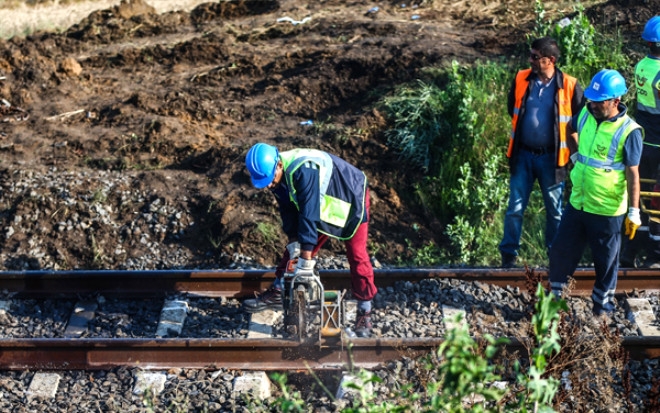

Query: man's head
[529,37,560,77]
[642,16,660,55]
[584,69,627,120]
[245,143,281,189]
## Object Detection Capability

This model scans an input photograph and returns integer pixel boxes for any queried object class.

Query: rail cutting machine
[281,259,346,347]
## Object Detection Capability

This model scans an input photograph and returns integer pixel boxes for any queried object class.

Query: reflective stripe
[550,281,567,297]
[592,286,615,306]
[638,102,660,114]
[575,117,633,171]
[575,153,625,171]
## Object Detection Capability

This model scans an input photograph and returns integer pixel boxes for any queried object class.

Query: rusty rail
[0,336,658,371]
[0,267,659,297]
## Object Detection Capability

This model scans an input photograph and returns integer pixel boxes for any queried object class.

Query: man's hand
[625,207,641,240]
[294,257,316,277]
[286,241,300,259]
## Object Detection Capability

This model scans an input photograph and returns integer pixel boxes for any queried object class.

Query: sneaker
[500,253,517,269]
[243,286,283,313]
[354,310,372,338]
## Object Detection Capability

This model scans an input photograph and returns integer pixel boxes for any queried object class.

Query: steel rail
[0,336,658,371]
[0,268,658,297]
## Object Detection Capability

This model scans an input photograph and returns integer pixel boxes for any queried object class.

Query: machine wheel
[295,287,307,342]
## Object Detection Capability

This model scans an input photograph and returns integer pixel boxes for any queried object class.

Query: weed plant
[258,274,659,412]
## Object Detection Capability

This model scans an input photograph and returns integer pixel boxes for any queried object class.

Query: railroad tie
[624,298,660,336]
[64,301,98,338]
[26,372,60,401]
[232,371,271,399]
[155,300,189,338]
[441,305,467,332]
[247,309,280,338]
[133,371,167,396]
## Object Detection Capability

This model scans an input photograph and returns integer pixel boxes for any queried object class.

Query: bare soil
[0,0,656,269]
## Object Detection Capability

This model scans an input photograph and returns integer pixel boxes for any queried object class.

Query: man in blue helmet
[620,15,660,268]
[548,69,644,316]
[243,143,377,337]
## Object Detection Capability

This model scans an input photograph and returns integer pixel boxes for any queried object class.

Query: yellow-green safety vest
[635,56,660,115]
[570,107,642,216]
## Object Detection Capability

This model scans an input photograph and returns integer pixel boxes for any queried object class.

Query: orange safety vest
[506,68,577,167]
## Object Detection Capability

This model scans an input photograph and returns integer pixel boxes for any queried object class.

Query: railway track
[0,268,657,371]
[2,266,659,297]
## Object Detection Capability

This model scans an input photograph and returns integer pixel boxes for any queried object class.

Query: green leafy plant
[530,1,629,86]
[265,284,572,412]
[511,285,568,412]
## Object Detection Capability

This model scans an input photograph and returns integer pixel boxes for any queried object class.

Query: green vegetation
[380,0,630,266]
[263,285,570,412]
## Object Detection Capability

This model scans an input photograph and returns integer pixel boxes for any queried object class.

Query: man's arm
[291,163,321,258]
[626,165,641,209]
[624,128,644,208]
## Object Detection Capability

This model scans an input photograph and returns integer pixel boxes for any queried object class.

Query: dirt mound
[0,0,654,269]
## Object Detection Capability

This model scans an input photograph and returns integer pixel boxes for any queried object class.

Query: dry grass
[0,0,211,39]
[0,0,611,40]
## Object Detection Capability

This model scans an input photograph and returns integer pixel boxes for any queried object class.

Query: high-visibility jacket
[279,149,367,242]
[635,55,660,147]
[570,106,642,216]
[506,68,580,171]
[635,55,660,115]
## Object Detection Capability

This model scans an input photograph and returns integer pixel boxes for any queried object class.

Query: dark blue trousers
[548,203,624,314]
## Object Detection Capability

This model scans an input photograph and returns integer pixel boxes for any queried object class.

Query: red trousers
[275,190,377,301]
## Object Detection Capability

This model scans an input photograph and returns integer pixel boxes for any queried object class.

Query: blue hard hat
[642,16,660,42]
[245,143,279,189]
[584,69,628,102]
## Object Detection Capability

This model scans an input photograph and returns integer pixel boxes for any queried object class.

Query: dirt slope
[0,0,656,269]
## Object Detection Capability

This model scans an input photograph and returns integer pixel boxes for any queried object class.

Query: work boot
[243,285,283,313]
[500,253,517,269]
[354,310,372,338]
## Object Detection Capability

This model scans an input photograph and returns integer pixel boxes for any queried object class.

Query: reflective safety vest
[279,149,367,240]
[635,56,660,115]
[507,68,578,167]
[570,107,642,216]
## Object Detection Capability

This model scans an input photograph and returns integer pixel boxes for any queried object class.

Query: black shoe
[501,253,517,268]
[243,286,283,313]
[354,310,372,338]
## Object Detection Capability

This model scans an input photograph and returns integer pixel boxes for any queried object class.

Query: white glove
[570,152,578,164]
[628,207,641,225]
[286,241,300,259]
[294,257,316,277]
[625,207,641,240]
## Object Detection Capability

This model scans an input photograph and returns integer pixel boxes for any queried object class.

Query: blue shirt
[519,77,557,148]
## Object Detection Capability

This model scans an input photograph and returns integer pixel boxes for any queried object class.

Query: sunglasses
[530,53,544,61]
